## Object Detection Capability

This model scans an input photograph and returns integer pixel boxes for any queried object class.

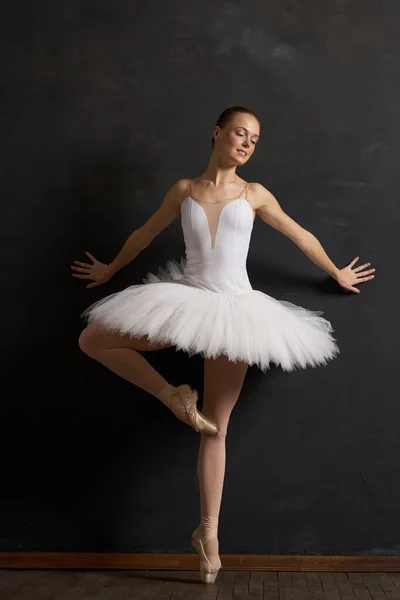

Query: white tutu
[81,257,340,373]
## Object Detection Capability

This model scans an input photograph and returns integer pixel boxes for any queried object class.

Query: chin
[230,151,247,164]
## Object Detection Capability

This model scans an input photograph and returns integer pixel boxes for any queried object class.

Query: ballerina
[72,105,375,584]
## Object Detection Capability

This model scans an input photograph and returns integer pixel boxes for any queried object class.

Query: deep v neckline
[183,196,254,251]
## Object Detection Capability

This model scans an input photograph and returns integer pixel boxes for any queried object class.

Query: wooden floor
[1,570,400,600]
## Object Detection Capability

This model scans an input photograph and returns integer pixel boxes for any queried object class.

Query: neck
[198,152,240,186]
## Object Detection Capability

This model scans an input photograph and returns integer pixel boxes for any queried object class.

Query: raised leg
[78,322,174,399]
[78,323,219,433]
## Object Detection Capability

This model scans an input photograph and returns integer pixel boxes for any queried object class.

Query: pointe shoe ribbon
[165,384,219,436]
[191,525,221,584]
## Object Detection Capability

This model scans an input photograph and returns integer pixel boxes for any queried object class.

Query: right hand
[71,251,114,289]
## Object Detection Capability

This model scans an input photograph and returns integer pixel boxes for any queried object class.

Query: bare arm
[108,179,188,276]
[252,183,376,293]
[253,183,342,280]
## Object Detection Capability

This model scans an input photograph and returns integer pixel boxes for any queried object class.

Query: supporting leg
[193,354,249,574]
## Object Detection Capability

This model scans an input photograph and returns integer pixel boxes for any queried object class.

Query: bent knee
[78,324,103,356]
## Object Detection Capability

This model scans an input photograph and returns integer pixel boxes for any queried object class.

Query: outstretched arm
[107,178,187,276]
[253,183,375,294]
[71,179,188,289]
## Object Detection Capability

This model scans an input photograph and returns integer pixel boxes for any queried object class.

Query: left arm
[253,183,375,294]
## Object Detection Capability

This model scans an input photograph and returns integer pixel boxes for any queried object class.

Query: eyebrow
[236,126,259,139]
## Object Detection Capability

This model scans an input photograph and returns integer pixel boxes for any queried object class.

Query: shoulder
[173,178,192,195]
[160,178,192,212]
[247,182,277,210]
[170,178,192,201]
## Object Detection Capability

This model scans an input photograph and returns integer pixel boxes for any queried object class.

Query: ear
[212,125,220,143]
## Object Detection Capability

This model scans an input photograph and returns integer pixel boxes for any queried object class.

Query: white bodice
[179,196,255,294]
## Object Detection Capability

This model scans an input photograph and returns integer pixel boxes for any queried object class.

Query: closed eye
[236,132,257,145]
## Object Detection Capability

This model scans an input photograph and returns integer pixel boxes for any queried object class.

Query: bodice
[179,196,255,293]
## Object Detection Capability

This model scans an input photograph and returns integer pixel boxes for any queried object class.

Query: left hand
[335,256,376,294]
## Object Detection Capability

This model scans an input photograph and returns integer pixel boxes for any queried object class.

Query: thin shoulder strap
[186,178,193,198]
[240,181,248,199]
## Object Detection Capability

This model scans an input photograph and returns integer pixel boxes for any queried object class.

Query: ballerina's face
[213,113,260,165]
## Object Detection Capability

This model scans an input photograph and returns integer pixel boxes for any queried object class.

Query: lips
[237,149,247,156]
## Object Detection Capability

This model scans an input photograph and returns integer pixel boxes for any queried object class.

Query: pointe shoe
[191,521,221,584]
[164,384,219,436]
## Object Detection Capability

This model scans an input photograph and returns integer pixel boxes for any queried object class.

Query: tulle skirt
[81,258,340,373]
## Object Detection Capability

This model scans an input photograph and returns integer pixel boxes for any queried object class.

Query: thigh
[79,322,172,353]
[202,354,249,435]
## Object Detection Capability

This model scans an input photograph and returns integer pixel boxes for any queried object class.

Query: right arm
[71,178,189,288]
[108,178,188,275]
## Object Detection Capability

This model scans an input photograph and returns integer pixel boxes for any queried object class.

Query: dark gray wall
[1,0,398,554]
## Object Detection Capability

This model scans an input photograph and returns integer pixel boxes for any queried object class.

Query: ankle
[200,516,219,539]
[155,383,177,405]
[198,516,220,565]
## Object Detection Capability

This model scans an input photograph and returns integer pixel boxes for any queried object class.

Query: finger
[354,262,371,272]
[341,282,360,294]
[357,269,375,276]
[71,265,91,273]
[348,256,360,267]
[72,273,92,279]
[73,261,91,268]
[86,281,99,289]
[347,285,360,293]
[356,275,375,283]
[85,251,97,263]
